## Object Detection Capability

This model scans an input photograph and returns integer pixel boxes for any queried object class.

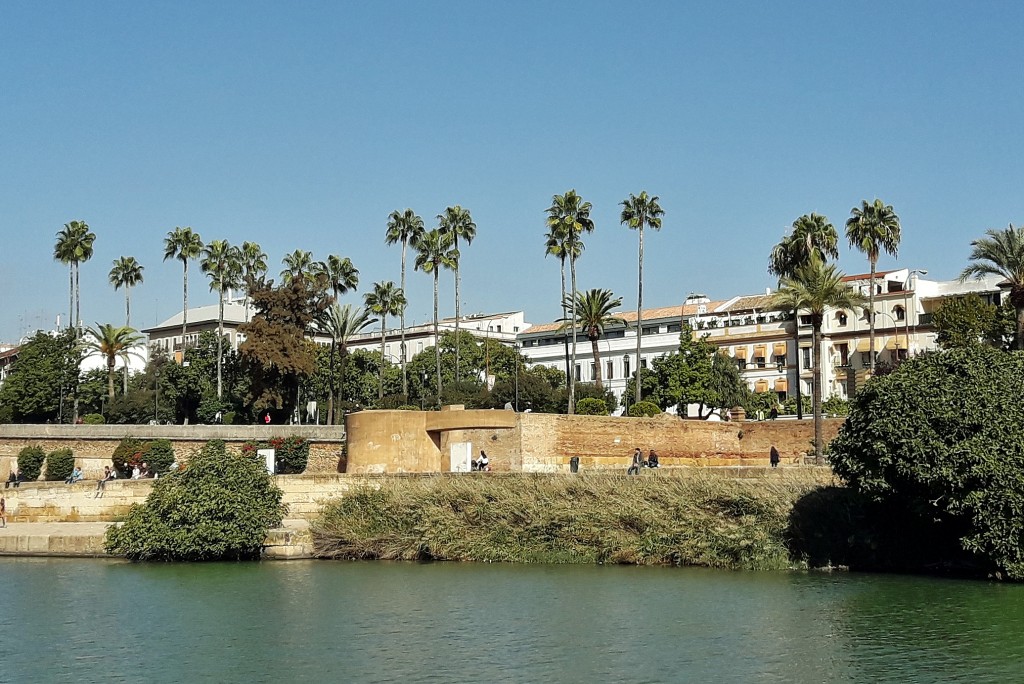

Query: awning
[772,342,787,357]
[774,378,788,392]
[733,346,747,360]
[855,337,886,353]
[885,335,909,350]
[754,379,770,393]
[753,344,767,358]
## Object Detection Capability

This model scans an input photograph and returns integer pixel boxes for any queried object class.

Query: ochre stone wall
[0,425,346,480]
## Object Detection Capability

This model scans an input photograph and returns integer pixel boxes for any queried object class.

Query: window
[837,312,848,326]
[606,361,614,380]
[801,347,812,369]
[667,323,682,333]
[894,306,905,321]
[496,325,502,333]
[643,325,659,335]
[605,330,625,339]
[640,357,648,369]
[773,354,786,369]
[623,355,631,379]
[735,358,746,371]
[753,355,767,369]
[574,365,581,382]
[837,343,849,367]
[590,362,596,380]
[513,326,519,332]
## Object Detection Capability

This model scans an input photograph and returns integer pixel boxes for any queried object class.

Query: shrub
[627,401,662,418]
[45,448,75,481]
[272,435,309,474]
[829,346,1024,579]
[82,413,105,424]
[141,439,176,475]
[396,405,420,411]
[575,398,608,416]
[112,437,145,478]
[222,411,237,425]
[104,439,287,561]
[17,445,46,481]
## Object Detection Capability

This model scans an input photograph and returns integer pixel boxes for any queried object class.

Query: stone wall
[0,424,346,480]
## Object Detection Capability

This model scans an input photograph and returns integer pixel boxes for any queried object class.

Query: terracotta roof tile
[520,300,728,335]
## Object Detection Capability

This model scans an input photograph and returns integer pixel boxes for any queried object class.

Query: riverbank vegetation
[313,472,824,570]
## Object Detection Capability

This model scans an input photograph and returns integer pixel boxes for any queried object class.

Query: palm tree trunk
[107,358,116,402]
[793,309,803,420]
[216,278,224,399]
[123,287,131,396]
[868,258,876,373]
[454,236,461,384]
[181,261,189,364]
[560,256,570,390]
[74,261,81,336]
[327,340,337,425]
[591,335,603,390]
[68,264,74,330]
[1015,301,1024,351]
[378,318,386,401]
[812,323,823,463]
[433,270,441,406]
[635,225,644,404]
[400,238,408,398]
[568,246,578,415]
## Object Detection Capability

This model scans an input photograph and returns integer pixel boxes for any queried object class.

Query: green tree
[386,209,425,397]
[846,199,902,372]
[0,330,81,423]
[932,293,1002,349]
[239,241,268,321]
[201,240,243,400]
[315,254,359,303]
[960,223,1024,350]
[546,190,594,414]
[620,191,664,403]
[768,212,839,420]
[53,220,96,333]
[162,227,204,363]
[82,324,144,402]
[544,221,582,389]
[239,275,329,422]
[438,205,477,383]
[280,249,314,284]
[105,439,286,561]
[108,255,145,394]
[770,257,866,461]
[363,281,406,402]
[563,288,626,391]
[414,228,457,406]
[316,303,375,423]
[647,324,719,417]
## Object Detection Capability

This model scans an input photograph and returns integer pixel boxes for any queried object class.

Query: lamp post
[514,341,521,412]
[903,269,927,355]
[420,370,427,411]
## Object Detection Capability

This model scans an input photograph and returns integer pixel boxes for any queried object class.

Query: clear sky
[2,1,1021,342]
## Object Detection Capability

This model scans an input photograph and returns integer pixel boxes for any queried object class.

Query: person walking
[770,445,781,469]
[627,448,643,475]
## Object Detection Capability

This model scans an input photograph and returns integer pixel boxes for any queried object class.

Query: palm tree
[386,208,425,398]
[620,191,664,404]
[563,289,626,391]
[315,254,359,303]
[163,227,204,362]
[363,281,406,401]
[240,241,268,321]
[414,228,457,405]
[53,220,96,333]
[846,199,902,373]
[960,223,1024,350]
[546,190,594,414]
[318,303,376,423]
[82,323,144,401]
[280,249,314,284]
[767,213,839,420]
[108,256,145,394]
[438,205,477,384]
[769,257,866,461]
[545,223,584,389]
[201,240,243,399]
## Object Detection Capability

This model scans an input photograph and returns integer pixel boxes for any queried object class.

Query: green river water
[1,559,1022,683]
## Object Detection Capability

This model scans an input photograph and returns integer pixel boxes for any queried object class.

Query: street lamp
[514,341,521,412]
[904,269,928,354]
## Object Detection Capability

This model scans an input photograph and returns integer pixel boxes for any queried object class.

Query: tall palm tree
[363,281,406,401]
[563,289,626,391]
[315,254,360,303]
[280,249,314,284]
[414,228,457,405]
[846,199,902,373]
[53,220,96,333]
[438,205,477,384]
[961,223,1024,350]
[545,223,584,388]
[769,257,866,461]
[318,303,376,424]
[546,190,594,414]
[240,241,268,321]
[386,208,425,398]
[620,191,664,404]
[767,213,839,419]
[108,256,145,394]
[82,323,144,401]
[163,227,204,362]
[201,240,243,399]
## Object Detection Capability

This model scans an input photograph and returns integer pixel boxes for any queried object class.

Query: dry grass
[312,472,822,570]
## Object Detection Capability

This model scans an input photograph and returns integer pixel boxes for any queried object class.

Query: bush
[829,346,1024,579]
[104,439,286,561]
[627,401,662,418]
[112,437,145,478]
[45,448,75,481]
[575,398,608,416]
[241,436,309,474]
[82,413,105,424]
[141,439,176,474]
[17,445,45,481]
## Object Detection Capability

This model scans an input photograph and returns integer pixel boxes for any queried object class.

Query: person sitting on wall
[646,450,660,468]
[627,448,643,475]
[95,466,114,497]
[472,450,490,472]
[6,469,19,489]
[65,466,83,484]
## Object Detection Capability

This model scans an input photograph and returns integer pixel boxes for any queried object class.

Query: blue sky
[2,2,1021,341]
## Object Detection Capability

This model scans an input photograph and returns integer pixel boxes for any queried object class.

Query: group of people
[627,448,660,475]
[5,469,21,489]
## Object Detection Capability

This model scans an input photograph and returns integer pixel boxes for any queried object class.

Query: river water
[2,559,1022,683]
